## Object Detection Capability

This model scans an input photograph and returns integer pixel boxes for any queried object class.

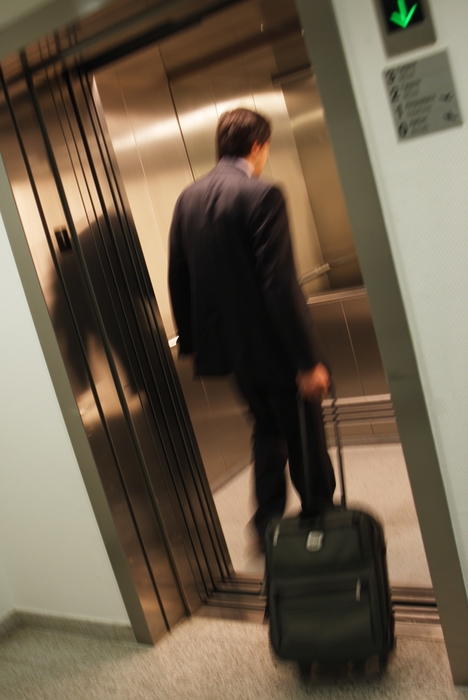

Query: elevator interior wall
[89,30,431,595]
[74,0,431,602]
[93,1,362,346]
[90,0,394,490]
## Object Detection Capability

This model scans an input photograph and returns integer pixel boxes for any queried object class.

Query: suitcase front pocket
[270,575,377,664]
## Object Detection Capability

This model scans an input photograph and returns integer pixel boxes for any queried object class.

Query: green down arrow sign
[390,0,419,28]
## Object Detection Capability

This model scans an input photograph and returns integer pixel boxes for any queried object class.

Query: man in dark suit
[169,108,335,547]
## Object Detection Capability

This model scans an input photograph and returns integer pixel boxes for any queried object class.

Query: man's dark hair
[216,108,271,160]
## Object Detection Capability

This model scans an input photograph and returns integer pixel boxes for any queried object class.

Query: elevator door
[0,49,244,642]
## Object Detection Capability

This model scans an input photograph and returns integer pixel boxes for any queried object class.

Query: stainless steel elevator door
[0,50,241,641]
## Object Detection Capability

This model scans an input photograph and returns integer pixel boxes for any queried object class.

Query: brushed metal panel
[200,376,252,475]
[322,394,398,445]
[343,296,390,396]
[171,350,252,486]
[37,139,188,633]
[309,289,396,436]
[160,0,266,77]
[170,41,329,295]
[281,73,362,289]
[159,0,329,294]
[171,348,229,485]
[94,52,254,491]
[98,41,305,499]
[88,72,233,581]
[94,63,191,338]
[261,84,329,297]
[165,75,219,182]
[0,74,170,643]
[56,79,224,606]
[308,300,362,397]
[159,0,299,79]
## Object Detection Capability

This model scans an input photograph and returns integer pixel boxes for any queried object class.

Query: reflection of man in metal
[168,108,335,548]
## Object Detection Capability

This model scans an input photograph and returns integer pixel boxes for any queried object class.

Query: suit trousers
[235,378,336,539]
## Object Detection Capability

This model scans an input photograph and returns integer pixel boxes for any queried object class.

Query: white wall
[0,564,14,622]
[331,0,468,585]
[0,213,129,624]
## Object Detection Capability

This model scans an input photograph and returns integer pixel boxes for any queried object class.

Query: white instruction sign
[384,51,462,140]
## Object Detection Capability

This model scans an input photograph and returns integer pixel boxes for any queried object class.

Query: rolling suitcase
[264,391,395,672]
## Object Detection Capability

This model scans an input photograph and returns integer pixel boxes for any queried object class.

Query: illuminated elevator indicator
[381,0,425,33]
[391,1,418,28]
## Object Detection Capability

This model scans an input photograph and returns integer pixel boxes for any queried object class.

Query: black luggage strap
[297,380,346,511]
[297,392,313,514]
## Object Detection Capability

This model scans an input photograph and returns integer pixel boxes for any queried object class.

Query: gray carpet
[1,617,467,699]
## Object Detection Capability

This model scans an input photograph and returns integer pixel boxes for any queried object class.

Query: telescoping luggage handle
[297,380,346,511]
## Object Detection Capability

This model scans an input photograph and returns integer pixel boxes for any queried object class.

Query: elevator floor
[213,442,432,588]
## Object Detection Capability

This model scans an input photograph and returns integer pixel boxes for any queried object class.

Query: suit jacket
[168,158,327,386]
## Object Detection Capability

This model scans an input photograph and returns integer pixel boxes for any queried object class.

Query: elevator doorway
[89,0,432,596]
